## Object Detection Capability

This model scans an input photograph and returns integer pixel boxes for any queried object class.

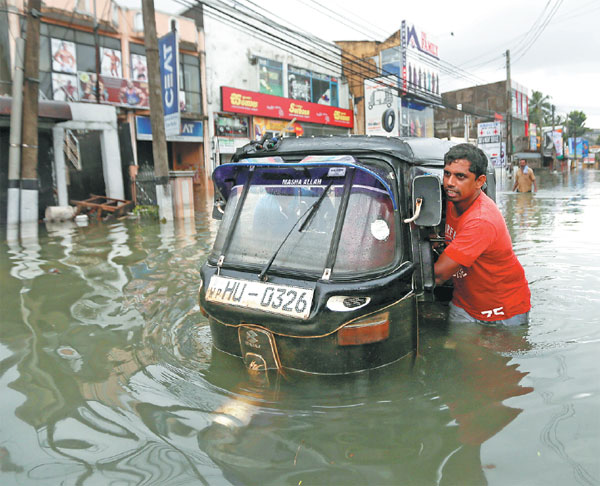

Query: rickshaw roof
[232,135,455,167]
[213,155,398,209]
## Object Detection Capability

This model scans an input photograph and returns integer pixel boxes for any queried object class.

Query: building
[199,3,353,169]
[434,80,531,158]
[336,21,442,138]
[0,0,208,222]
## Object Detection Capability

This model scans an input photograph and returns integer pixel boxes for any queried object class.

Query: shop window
[258,58,283,97]
[214,113,249,137]
[311,72,338,106]
[288,65,311,102]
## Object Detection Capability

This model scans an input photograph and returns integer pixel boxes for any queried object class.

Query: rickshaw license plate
[206,275,313,320]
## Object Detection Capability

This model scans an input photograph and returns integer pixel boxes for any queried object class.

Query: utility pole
[551,104,555,170]
[20,0,42,224]
[93,0,100,103]
[505,49,512,167]
[7,38,25,231]
[141,0,173,221]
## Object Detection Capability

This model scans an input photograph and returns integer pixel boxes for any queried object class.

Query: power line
[187,0,503,121]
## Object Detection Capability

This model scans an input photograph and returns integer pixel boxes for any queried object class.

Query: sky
[148,0,600,128]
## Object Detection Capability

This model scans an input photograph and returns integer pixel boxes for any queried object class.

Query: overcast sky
[149,0,599,127]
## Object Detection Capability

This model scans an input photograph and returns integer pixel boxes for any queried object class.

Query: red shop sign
[221,86,353,128]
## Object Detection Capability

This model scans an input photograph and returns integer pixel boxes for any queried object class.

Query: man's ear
[476,174,487,189]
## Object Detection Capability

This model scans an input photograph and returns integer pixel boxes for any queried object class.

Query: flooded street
[1,168,599,486]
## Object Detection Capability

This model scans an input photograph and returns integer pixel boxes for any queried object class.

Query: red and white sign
[221,86,353,128]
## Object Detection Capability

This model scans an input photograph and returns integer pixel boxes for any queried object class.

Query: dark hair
[444,143,488,178]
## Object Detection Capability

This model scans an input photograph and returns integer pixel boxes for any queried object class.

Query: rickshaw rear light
[338,312,390,346]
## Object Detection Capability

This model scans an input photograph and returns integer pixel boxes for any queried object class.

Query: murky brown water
[1,167,599,485]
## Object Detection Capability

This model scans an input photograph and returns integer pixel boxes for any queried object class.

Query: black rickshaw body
[199,136,495,375]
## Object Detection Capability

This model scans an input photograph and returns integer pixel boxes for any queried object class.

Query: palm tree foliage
[567,110,588,137]
[529,90,552,126]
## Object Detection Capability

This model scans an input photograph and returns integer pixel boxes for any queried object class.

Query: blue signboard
[136,116,203,142]
[159,31,180,137]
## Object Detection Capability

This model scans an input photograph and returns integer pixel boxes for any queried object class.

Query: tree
[529,90,552,126]
[567,110,588,138]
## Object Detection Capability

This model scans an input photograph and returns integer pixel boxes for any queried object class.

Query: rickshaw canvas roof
[213,155,398,209]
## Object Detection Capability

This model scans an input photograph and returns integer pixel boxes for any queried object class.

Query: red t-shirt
[444,192,531,321]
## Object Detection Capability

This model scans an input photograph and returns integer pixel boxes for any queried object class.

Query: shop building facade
[0,0,208,220]
[202,9,352,169]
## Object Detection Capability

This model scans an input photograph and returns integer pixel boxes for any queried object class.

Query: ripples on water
[1,169,599,485]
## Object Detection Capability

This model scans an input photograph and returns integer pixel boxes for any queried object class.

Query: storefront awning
[0,97,72,120]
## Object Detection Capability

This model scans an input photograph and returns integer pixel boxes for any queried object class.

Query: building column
[100,127,125,200]
[52,125,69,206]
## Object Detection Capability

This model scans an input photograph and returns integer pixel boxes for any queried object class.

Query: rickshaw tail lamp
[338,312,390,346]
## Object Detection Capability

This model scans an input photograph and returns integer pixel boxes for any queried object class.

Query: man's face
[519,159,526,168]
[443,159,486,203]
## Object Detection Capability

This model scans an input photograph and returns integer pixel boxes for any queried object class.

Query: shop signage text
[159,31,180,137]
[221,86,353,128]
[136,116,203,142]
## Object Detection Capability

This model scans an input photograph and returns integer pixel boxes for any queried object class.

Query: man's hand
[434,252,462,285]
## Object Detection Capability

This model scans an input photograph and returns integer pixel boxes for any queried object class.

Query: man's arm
[434,252,461,285]
[532,173,538,192]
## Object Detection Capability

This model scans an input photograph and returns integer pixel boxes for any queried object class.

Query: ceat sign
[159,31,180,137]
[221,86,353,128]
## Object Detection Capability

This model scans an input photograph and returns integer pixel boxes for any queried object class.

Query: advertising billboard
[51,39,77,74]
[52,73,79,101]
[77,72,149,108]
[100,48,122,78]
[400,21,441,103]
[159,31,180,137]
[364,76,400,136]
[221,86,353,128]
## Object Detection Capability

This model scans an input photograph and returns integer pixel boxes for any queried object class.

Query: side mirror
[212,198,225,220]
[404,175,442,226]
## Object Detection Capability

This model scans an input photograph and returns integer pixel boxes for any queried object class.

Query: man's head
[519,159,527,168]
[444,143,488,178]
[443,143,487,207]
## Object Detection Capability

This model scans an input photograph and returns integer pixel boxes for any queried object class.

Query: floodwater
[1,167,599,486]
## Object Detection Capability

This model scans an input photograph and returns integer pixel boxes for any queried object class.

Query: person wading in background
[512,158,538,193]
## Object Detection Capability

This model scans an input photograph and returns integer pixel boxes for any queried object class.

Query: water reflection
[191,318,533,486]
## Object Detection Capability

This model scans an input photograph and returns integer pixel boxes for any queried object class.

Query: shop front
[215,86,353,166]
[135,116,205,186]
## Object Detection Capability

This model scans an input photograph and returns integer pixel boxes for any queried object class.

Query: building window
[75,0,90,14]
[287,65,339,106]
[258,58,283,97]
[133,13,144,32]
[288,65,312,102]
[180,53,201,113]
[311,72,338,106]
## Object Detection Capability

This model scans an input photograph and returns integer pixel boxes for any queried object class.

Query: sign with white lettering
[477,121,503,166]
[159,31,180,137]
[136,116,203,142]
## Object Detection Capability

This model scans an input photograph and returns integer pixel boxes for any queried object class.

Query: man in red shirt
[434,144,531,325]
